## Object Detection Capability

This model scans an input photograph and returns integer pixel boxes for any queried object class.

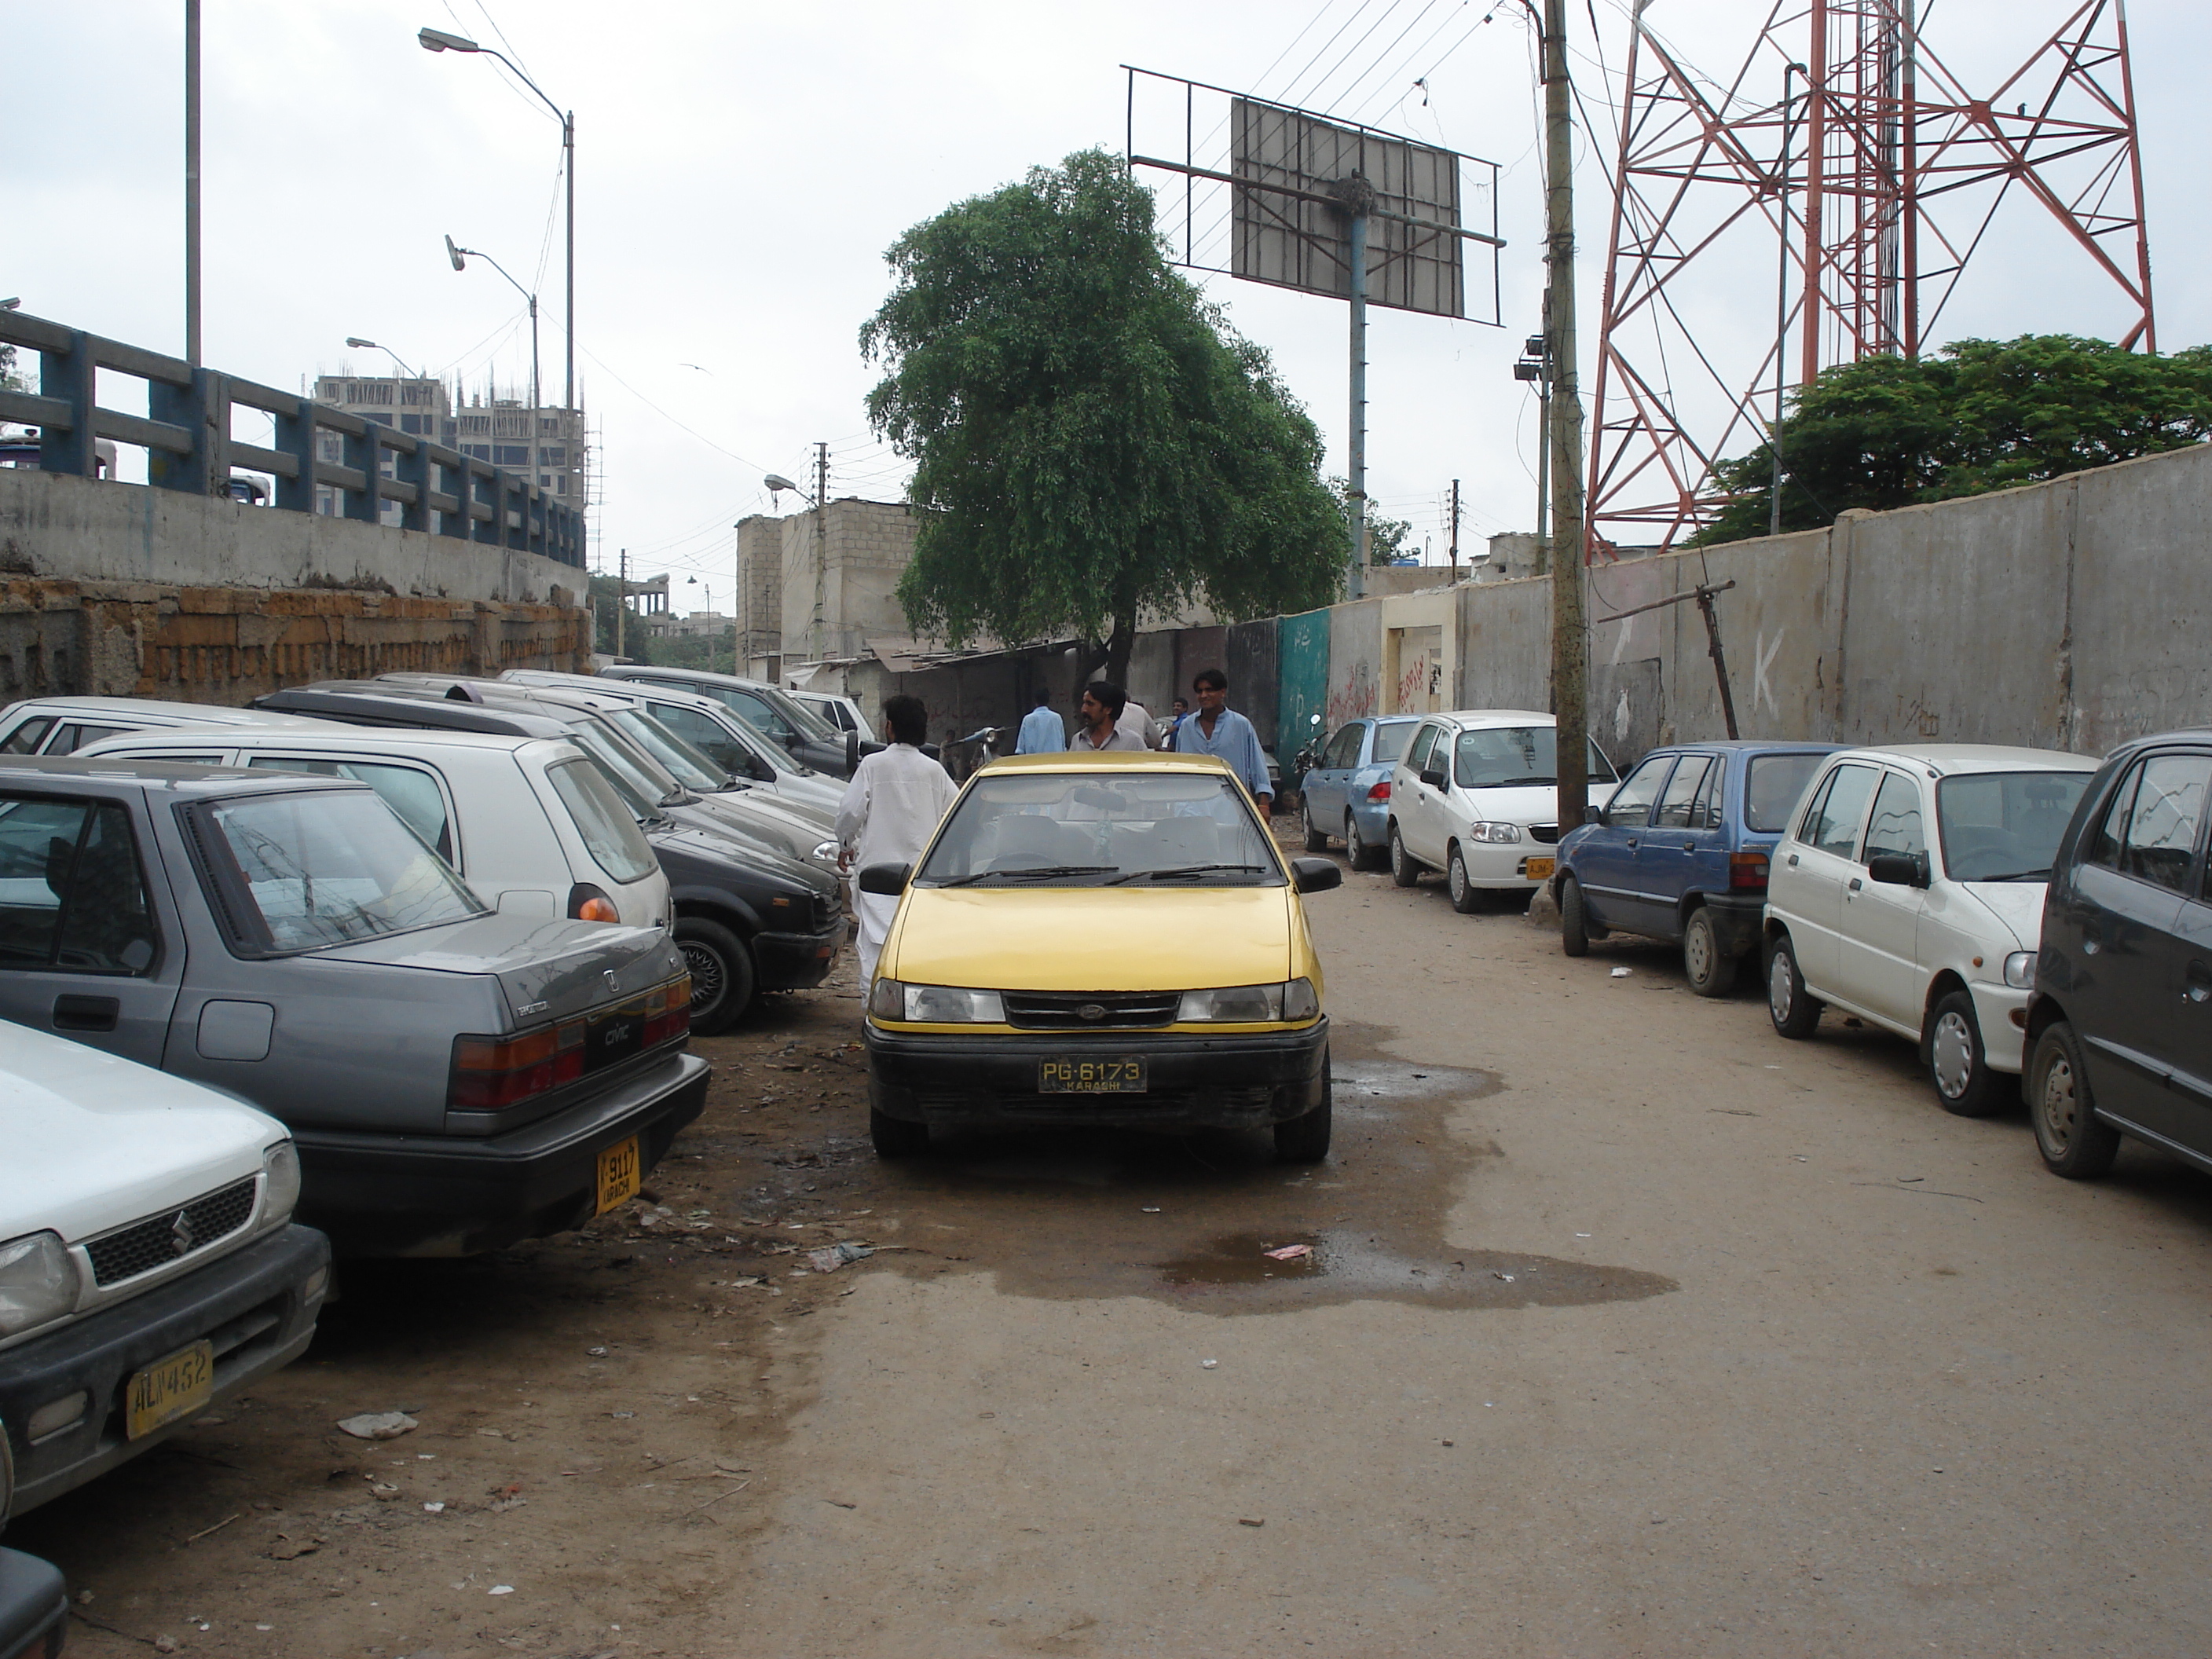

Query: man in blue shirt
[1172,667,1273,817]
[1013,687,1065,755]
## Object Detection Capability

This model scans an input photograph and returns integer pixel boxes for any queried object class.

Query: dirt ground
[17,815,2212,1657]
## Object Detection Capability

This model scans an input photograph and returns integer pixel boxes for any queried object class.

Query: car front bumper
[1458,837,1559,888]
[866,1017,1331,1133]
[1968,980,2030,1075]
[291,1053,710,1257]
[754,920,848,992]
[1,1223,329,1520]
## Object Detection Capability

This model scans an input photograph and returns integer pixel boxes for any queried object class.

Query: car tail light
[1730,851,1770,889]
[1366,780,1392,802]
[569,883,621,923]
[451,1020,587,1110]
[643,975,691,1046]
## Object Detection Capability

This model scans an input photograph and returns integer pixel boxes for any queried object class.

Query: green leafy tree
[1698,334,2212,544]
[860,148,1348,686]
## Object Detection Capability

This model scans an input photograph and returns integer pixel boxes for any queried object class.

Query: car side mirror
[845,731,860,773]
[857,862,910,896]
[1290,857,1342,895]
[1583,804,1603,825]
[1419,767,1447,789]
[1867,851,1931,889]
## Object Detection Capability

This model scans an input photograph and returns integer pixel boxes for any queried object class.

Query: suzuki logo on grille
[170,1212,196,1257]
[1078,1004,1108,1023]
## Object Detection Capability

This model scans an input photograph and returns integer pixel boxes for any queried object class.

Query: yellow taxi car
[856,750,1342,1163]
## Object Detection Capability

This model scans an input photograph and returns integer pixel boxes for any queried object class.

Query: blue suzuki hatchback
[1551,741,1839,994]
[1298,716,1422,870]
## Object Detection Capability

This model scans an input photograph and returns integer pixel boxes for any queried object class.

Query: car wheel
[1766,932,1822,1039]
[1683,906,1738,998]
[1345,815,1383,871]
[1302,802,1330,853]
[1447,844,1483,914]
[1274,1054,1332,1163]
[677,916,756,1035]
[1559,873,1590,957]
[2030,1020,2121,1179]
[1928,990,2001,1117]
[870,1106,930,1159]
[1389,824,1420,887]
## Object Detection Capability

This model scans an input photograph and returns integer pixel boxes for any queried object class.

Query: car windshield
[606,708,729,792]
[761,683,841,743]
[1371,720,1416,764]
[1936,770,2092,881]
[1745,753,1826,833]
[915,771,1283,888]
[562,719,684,811]
[1452,727,1618,789]
[198,789,484,953]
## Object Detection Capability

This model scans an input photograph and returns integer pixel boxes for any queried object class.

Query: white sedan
[1761,743,2099,1113]
[1386,709,1621,910]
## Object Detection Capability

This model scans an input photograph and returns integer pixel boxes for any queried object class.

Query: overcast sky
[5,1,2204,601]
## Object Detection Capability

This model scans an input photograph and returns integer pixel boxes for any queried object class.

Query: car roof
[978,751,1236,777]
[77,723,554,758]
[255,685,576,740]
[1827,742,2100,775]
[2,696,344,731]
[1428,709,1557,727]
[509,672,734,719]
[600,665,780,694]
[0,755,376,796]
[1639,740,1843,756]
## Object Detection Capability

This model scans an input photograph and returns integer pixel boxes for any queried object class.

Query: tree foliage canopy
[1698,333,2212,544]
[860,149,1347,679]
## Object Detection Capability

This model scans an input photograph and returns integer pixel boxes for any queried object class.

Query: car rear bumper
[866,1018,1330,1133]
[1,1223,330,1519]
[291,1053,710,1257]
[1699,891,1766,955]
[753,921,848,992]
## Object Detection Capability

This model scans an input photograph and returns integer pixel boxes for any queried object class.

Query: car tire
[1274,1056,1332,1164]
[1302,803,1330,853]
[1389,824,1421,887]
[1560,874,1590,957]
[1448,844,1483,914]
[1346,815,1383,872]
[1765,932,1822,1039]
[677,916,756,1035]
[1927,990,2001,1117]
[1683,906,1738,998]
[2030,1020,2121,1179]
[870,1106,930,1159]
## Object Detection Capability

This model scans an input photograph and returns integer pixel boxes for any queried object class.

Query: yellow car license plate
[1039,1057,1148,1094]
[1523,856,1556,881]
[595,1136,642,1215]
[126,1340,214,1441]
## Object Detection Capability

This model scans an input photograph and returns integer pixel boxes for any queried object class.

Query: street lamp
[419,25,574,412]
[445,238,540,412]
[345,337,421,380]
[1514,324,1552,574]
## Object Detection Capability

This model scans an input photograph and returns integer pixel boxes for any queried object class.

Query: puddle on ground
[850,1030,1678,1317]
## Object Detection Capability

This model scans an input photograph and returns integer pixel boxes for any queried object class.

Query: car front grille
[1528,823,1561,845]
[1001,991,1181,1031]
[86,1177,258,1287]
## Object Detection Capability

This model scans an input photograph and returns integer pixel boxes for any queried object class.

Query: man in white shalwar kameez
[834,694,958,986]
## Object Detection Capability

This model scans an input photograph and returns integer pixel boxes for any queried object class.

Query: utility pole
[185,0,201,370]
[1543,0,1591,829]
[616,546,628,660]
[810,441,830,662]
[1448,478,1462,580]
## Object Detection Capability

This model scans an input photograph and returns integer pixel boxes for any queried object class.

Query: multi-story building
[309,374,588,519]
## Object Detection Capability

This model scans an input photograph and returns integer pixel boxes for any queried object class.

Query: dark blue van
[1551,741,1839,994]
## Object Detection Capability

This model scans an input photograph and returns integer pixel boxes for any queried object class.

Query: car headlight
[1467,821,1522,844]
[869,980,1005,1023]
[262,1140,302,1223]
[811,840,840,866]
[2004,951,2037,990]
[0,1232,81,1339]
[1177,979,1320,1023]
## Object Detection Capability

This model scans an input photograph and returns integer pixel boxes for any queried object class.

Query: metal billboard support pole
[1345,184,1372,602]
[185,0,202,370]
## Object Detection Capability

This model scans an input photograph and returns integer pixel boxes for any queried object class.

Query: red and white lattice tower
[1585,0,2155,554]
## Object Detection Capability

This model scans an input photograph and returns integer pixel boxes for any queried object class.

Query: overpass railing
[0,310,584,569]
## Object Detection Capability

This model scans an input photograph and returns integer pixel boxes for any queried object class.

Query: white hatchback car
[1386,710,1621,910]
[1761,743,2099,1113]
[72,727,672,932]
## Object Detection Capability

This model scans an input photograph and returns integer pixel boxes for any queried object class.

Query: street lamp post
[444,237,539,412]
[419,27,573,412]
[345,337,422,381]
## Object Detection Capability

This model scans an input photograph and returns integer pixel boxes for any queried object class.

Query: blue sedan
[1298,716,1422,870]
[1551,740,1840,995]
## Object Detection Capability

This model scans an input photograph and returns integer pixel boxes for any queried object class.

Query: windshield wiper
[937,863,1119,887]
[1470,776,1554,789]
[1973,867,2053,882]
[1108,862,1271,884]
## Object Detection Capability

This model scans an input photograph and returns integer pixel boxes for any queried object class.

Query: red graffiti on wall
[1325,661,1376,728]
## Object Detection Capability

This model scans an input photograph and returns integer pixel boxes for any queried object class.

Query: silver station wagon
[0,759,708,1257]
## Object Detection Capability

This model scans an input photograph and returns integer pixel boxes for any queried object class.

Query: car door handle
[53,994,119,1032]
[1679,841,1697,852]
[1787,853,1800,867]
[1625,837,1639,849]
[2187,961,2212,1005]
[1848,877,1863,892]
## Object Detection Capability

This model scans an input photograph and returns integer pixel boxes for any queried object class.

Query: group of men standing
[1010,672,1273,818]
